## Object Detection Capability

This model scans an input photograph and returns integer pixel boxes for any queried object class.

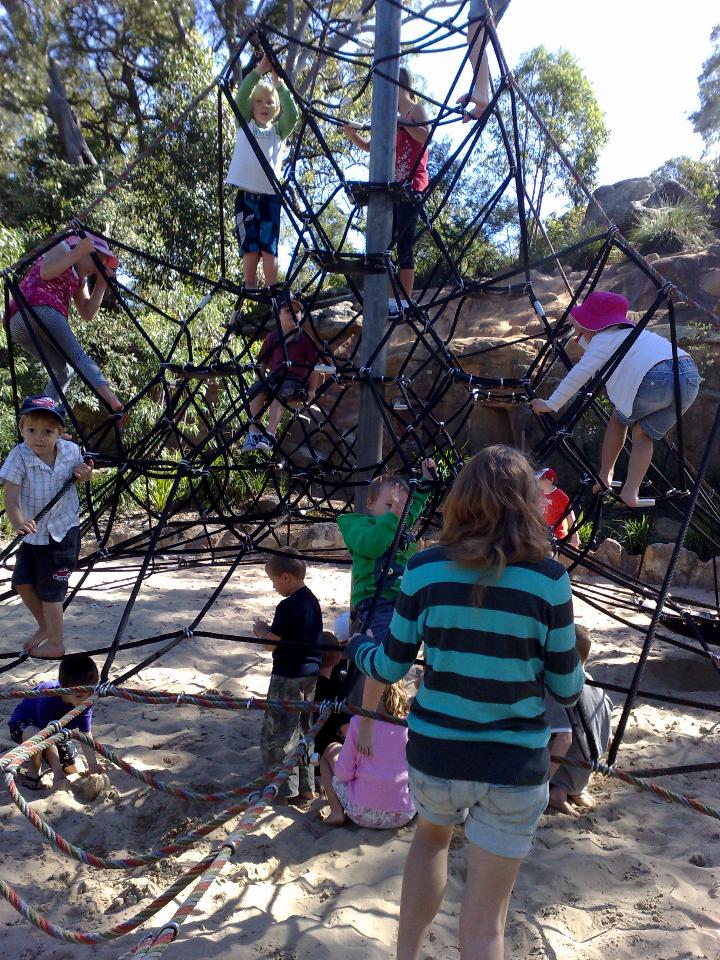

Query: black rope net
[1,0,720,943]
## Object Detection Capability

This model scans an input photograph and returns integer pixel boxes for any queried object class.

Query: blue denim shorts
[615,356,700,441]
[408,766,548,859]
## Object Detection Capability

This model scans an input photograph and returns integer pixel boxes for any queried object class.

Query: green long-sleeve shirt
[337,488,430,608]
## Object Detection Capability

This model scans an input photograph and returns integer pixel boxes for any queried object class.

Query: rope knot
[182,627,194,640]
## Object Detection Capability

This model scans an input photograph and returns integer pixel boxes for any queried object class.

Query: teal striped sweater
[348,545,584,784]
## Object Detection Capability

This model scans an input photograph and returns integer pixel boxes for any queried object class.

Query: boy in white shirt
[532,290,700,507]
[1,396,92,658]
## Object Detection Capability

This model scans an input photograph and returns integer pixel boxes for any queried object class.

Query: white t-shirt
[225,121,287,195]
[547,327,689,418]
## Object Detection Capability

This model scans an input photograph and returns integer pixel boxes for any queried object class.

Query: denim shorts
[615,356,701,440]
[234,189,281,256]
[9,719,80,768]
[408,766,548,859]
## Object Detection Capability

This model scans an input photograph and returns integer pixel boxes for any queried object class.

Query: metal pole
[354,0,402,512]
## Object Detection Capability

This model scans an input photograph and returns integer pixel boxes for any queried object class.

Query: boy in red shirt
[241,295,320,454]
[537,467,579,547]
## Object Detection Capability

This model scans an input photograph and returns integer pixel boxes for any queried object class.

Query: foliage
[629,199,714,254]
[691,24,720,149]
[573,510,594,548]
[651,156,720,208]
[611,514,651,555]
[485,46,608,248]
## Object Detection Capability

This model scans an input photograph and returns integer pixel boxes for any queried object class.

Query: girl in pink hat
[531,290,700,508]
[5,233,125,419]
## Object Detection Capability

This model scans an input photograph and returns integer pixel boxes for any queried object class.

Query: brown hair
[439,445,550,593]
[19,411,63,432]
[321,630,341,670]
[575,624,593,664]
[381,681,411,719]
[265,552,306,580]
[367,472,409,506]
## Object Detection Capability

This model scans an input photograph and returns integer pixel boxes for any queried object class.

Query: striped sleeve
[348,565,421,684]
[543,570,584,706]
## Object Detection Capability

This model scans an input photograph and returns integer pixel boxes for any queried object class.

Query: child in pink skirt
[319,682,415,829]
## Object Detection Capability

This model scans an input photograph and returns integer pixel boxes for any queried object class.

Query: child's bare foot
[23,628,48,653]
[456,92,489,123]
[322,810,347,826]
[25,637,65,659]
[569,790,596,810]
[547,785,579,818]
[592,472,613,496]
[619,486,654,509]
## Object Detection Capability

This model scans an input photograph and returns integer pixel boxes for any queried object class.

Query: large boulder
[642,542,699,586]
[584,177,654,233]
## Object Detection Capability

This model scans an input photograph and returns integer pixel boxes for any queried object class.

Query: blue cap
[19,395,66,426]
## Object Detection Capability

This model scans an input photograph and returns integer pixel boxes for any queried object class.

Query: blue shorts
[408,766,548,859]
[234,190,281,256]
[615,356,701,440]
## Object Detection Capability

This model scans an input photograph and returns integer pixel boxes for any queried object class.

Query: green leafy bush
[630,199,714,254]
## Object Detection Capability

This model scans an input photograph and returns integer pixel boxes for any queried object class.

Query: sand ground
[0,559,719,959]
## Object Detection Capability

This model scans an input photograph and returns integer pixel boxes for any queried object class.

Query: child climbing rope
[225,51,299,289]
[241,294,320,454]
[457,0,509,122]
[342,65,431,315]
[5,232,125,417]
[337,458,435,753]
[319,681,415,829]
[0,396,93,659]
[7,653,102,791]
[531,291,701,508]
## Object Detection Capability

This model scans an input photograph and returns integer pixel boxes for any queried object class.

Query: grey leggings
[8,304,108,401]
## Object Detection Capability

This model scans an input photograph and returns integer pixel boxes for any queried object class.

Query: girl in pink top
[6,233,125,418]
[320,682,416,829]
[342,66,431,313]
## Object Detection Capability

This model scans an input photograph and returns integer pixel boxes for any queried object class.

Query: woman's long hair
[439,445,550,589]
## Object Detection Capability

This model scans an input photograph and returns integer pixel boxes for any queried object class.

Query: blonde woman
[226,52,299,288]
[348,445,584,960]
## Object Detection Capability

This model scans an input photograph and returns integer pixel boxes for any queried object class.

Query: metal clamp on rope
[96,546,110,560]
[95,682,112,697]
[245,697,254,710]
[224,837,244,856]
[47,720,64,735]
[157,922,180,943]
[182,627,193,640]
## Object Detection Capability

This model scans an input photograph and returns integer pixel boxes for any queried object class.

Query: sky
[415,0,718,187]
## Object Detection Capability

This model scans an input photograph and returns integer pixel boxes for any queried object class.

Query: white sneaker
[256,433,276,454]
[241,432,261,452]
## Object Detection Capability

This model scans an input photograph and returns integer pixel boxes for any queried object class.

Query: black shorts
[12,527,81,603]
[392,200,421,270]
[249,369,307,404]
[234,190,282,256]
[9,719,80,768]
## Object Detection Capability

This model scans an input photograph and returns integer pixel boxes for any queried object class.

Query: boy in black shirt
[253,553,322,802]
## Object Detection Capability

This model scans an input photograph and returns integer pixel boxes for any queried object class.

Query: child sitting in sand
[0,396,93,658]
[8,653,102,790]
[253,552,323,804]
[531,290,700,508]
[545,625,613,816]
[242,294,320,454]
[319,681,415,829]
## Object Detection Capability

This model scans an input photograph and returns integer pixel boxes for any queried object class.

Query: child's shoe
[256,432,277,454]
[241,432,262,453]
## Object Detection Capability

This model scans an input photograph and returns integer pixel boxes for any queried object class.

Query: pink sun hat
[569,290,632,333]
[66,232,120,270]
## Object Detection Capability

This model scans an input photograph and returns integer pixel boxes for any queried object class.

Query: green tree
[651,156,719,207]
[691,24,720,149]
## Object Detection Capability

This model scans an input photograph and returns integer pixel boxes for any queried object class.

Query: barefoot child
[531,291,701,507]
[319,681,415,829]
[1,396,93,658]
[241,295,320,454]
[8,653,102,790]
[226,52,299,288]
[457,0,509,121]
[253,553,323,803]
[546,625,613,817]
[6,232,124,415]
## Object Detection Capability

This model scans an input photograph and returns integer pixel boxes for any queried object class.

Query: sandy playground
[0,559,719,959]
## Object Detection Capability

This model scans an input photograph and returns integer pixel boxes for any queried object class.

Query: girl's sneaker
[256,433,277,454]
[241,432,261,452]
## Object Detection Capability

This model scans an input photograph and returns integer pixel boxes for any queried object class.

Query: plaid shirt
[0,439,83,545]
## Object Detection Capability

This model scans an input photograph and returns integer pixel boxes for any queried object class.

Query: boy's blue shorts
[234,189,281,256]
